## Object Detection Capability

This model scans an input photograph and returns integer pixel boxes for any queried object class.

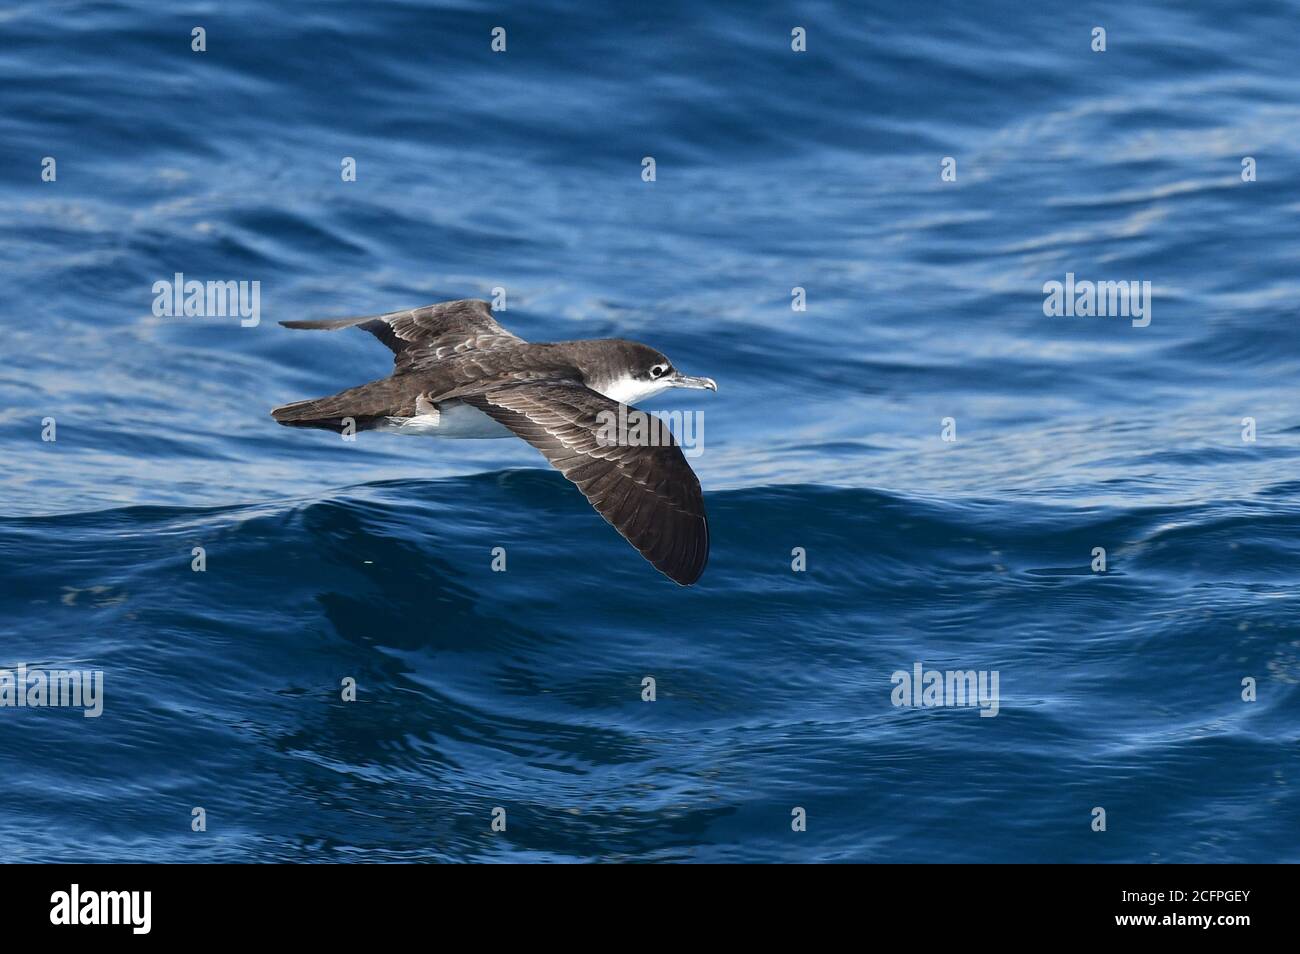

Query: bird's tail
[270,380,396,433]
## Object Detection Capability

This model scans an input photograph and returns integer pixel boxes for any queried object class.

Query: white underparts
[379,375,674,439]
[381,399,512,438]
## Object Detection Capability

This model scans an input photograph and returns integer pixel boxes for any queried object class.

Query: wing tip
[279,318,337,329]
[660,534,709,586]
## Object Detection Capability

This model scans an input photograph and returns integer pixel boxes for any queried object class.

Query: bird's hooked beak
[671,372,718,392]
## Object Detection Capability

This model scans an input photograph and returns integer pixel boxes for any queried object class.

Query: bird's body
[271,299,717,585]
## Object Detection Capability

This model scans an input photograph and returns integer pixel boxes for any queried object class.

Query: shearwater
[271,299,718,585]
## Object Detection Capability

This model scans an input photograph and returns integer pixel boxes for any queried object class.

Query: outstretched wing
[460,382,709,586]
[280,299,523,372]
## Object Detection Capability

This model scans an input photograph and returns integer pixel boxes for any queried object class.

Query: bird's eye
[650,364,668,379]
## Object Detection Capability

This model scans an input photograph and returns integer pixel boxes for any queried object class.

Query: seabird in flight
[270,299,717,585]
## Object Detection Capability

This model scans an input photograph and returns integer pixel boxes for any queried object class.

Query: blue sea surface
[1,0,1297,862]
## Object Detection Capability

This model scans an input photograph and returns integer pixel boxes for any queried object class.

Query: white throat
[596,373,673,406]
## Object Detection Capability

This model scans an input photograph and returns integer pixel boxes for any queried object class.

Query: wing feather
[279,299,523,372]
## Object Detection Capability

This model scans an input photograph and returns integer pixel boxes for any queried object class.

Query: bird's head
[585,340,718,405]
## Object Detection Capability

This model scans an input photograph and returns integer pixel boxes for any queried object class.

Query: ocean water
[1,0,1297,863]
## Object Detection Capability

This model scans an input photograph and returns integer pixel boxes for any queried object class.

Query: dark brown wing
[279,299,523,373]
[460,383,709,586]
